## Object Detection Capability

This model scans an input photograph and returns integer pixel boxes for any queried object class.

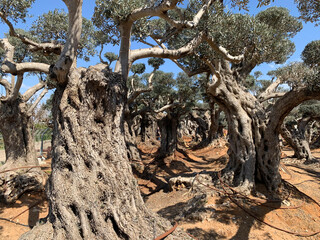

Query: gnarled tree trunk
[20,66,190,240]
[193,103,223,149]
[209,69,320,193]
[281,120,314,163]
[124,117,145,174]
[157,114,179,159]
[209,74,282,193]
[0,100,47,203]
[140,112,157,143]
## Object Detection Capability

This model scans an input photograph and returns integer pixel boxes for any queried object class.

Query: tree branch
[0,38,50,74]
[130,31,205,62]
[269,87,320,132]
[10,74,23,101]
[52,0,83,84]
[258,77,282,101]
[27,87,48,116]
[159,0,214,29]
[0,77,11,91]
[128,0,179,23]
[258,92,286,103]
[98,44,108,65]
[154,102,181,113]
[127,70,156,105]
[22,81,46,102]
[204,35,244,63]
[0,12,62,54]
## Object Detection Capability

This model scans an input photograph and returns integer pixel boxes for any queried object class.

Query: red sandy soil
[1,139,320,240]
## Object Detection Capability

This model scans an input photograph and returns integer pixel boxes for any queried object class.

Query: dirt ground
[1,139,320,240]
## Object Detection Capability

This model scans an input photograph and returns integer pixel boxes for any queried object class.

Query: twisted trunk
[20,66,190,240]
[0,100,46,203]
[124,117,144,174]
[281,119,314,163]
[209,74,282,193]
[194,104,223,149]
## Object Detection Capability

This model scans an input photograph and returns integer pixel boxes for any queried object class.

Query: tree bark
[208,68,320,193]
[140,112,157,143]
[208,73,282,193]
[20,66,190,240]
[281,121,314,163]
[0,99,47,203]
[193,104,223,149]
[157,114,179,159]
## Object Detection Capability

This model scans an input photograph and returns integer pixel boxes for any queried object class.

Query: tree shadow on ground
[287,164,320,179]
[0,190,47,235]
[187,228,225,240]
[156,186,283,240]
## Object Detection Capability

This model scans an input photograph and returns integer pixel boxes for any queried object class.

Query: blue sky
[0,0,319,98]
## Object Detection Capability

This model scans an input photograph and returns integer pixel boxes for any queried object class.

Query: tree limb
[269,87,320,132]
[128,0,179,23]
[154,102,181,113]
[27,87,48,116]
[130,31,205,62]
[258,92,286,103]
[258,77,282,101]
[204,35,244,63]
[98,44,108,65]
[0,77,11,91]
[0,38,50,74]
[158,0,214,29]
[199,55,222,92]
[0,12,62,54]
[10,74,23,101]
[22,81,46,102]
[52,0,83,84]
[127,70,156,105]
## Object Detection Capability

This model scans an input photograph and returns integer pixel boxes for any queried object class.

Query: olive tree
[0,2,49,202]
[12,0,201,239]
[281,100,320,163]
[0,1,96,203]
[2,0,317,239]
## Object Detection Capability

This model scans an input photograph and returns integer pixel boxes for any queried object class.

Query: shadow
[229,183,282,240]
[176,147,227,168]
[287,164,320,179]
[187,228,225,240]
[0,190,47,233]
[168,160,192,173]
[157,201,189,220]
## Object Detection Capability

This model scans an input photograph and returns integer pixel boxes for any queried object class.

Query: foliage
[302,40,320,67]
[136,71,202,117]
[104,52,118,64]
[168,6,302,84]
[30,9,96,61]
[295,0,320,25]
[0,0,35,23]
[148,58,165,69]
[269,62,318,90]
[298,100,320,117]
[131,63,146,75]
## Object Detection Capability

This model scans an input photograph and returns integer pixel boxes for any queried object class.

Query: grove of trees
[0,0,319,239]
